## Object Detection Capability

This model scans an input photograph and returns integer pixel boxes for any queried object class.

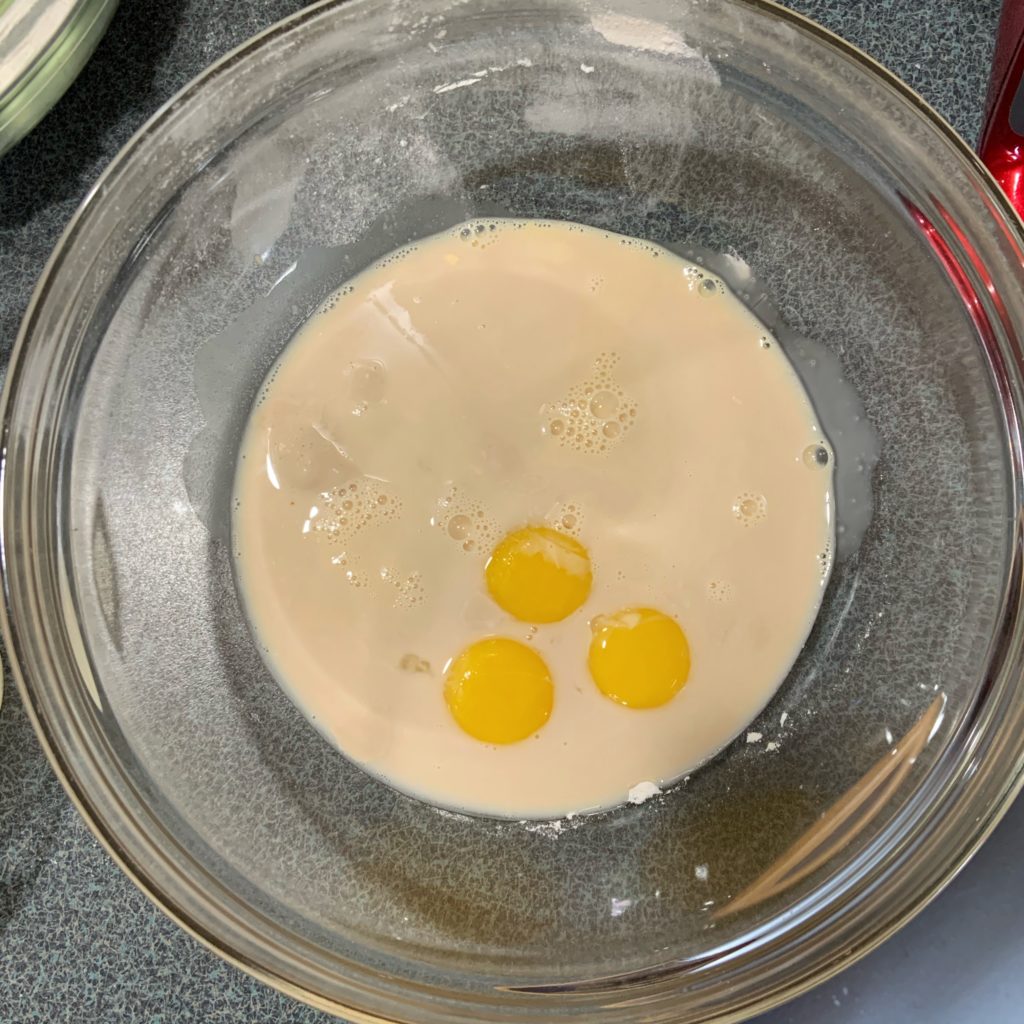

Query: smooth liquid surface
[233,220,834,818]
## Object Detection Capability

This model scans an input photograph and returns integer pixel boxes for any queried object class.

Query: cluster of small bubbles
[380,566,426,608]
[433,487,499,552]
[455,220,501,249]
[802,442,831,469]
[255,363,284,407]
[759,336,772,350]
[707,580,733,603]
[732,492,768,526]
[399,653,432,674]
[544,501,585,537]
[312,478,402,543]
[818,543,833,578]
[544,353,637,455]
[588,276,605,293]
[375,244,419,270]
[313,283,356,317]
[615,238,664,258]
[330,552,370,589]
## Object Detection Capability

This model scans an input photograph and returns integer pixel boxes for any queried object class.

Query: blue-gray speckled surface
[2,1,1022,1022]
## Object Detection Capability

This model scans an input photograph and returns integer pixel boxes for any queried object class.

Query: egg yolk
[588,607,690,709]
[485,526,592,623]
[445,637,555,743]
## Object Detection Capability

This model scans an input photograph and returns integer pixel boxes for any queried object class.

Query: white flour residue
[628,780,662,805]
[591,12,705,61]
[523,818,564,837]
[524,34,715,143]
[432,806,472,822]
[521,811,587,838]
[434,77,482,95]
[432,59,533,97]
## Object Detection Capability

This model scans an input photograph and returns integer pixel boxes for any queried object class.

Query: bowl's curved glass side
[5,1,1024,1022]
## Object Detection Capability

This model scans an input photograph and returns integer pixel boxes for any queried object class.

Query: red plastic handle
[979,0,1024,216]
[904,4,1024,392]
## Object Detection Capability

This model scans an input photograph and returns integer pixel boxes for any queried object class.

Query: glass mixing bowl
[4,1,1024,1020]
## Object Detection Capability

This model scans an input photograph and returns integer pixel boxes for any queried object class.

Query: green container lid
[0,0,119,156]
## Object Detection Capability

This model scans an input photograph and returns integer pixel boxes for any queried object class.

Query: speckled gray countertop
[1,1,1020,1021]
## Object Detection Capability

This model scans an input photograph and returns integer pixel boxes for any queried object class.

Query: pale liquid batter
[233,219,834,819]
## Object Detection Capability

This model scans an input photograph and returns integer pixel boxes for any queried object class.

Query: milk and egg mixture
[232,219,834,818]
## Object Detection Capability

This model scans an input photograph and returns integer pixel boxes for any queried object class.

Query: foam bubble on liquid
[802,442,831,469]
[544,353,638,454]
[399,653,432,673]
[707,580,732,603]
[433,486,499,552]
[446,514,473,540]
[698,276,721,297]
[732,492,767,526]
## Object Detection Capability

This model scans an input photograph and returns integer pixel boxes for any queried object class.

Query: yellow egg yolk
[588,607,690,709]
[485,526,592,623]
[445,637,555,743]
